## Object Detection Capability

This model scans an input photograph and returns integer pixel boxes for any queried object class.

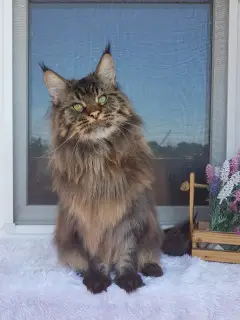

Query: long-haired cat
[40,44,190,294]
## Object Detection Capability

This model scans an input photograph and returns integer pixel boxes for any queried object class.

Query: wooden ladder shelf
[182,172,240,263]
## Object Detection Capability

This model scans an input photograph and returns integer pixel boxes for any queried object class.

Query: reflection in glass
[28,2,211,206]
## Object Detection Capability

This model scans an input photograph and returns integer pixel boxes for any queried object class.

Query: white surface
[1,237,240,320]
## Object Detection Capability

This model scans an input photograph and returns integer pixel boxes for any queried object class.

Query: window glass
[28,1,211,206]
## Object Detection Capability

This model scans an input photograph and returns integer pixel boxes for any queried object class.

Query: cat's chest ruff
[80,153,125,177]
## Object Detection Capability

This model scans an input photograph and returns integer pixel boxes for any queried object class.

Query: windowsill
[0,223,174,238]
[0,224,54,237]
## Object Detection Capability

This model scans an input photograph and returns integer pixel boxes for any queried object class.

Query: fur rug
[0,237,240,320]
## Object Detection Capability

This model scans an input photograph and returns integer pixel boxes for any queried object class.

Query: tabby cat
[40,44,190,294]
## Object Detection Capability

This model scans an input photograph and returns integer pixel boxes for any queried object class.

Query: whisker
[72,138,80,156]
[33,131,76,160]
[118,124,135,136]
[123,121,142,130]
[111,123,130,144]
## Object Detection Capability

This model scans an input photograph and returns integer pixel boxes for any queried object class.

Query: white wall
[227,0,240,157]
[0,1,4,226]
[237,6,240,151]
[0,0,13,229]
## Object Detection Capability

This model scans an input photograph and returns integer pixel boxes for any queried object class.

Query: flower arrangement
[205,150,240,251]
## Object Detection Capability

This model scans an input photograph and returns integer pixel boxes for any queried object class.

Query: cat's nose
[89,110,100,119]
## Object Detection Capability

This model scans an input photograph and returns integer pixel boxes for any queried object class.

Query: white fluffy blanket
[0,237,240,320]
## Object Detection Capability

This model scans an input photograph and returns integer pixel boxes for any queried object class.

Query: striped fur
[41,44,166,293]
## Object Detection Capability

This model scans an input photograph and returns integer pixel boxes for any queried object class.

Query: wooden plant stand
[181,172,240,263]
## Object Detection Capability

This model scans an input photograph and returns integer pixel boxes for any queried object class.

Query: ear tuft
[40,63,67,104]
[103,42,111,55]
[39,61,49,73]
[95,43,115,85]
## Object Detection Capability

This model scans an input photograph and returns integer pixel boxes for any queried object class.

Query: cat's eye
[97,95,107,105]
[72,104,84,112]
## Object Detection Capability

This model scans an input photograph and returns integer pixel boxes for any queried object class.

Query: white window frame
[0,0,239,235]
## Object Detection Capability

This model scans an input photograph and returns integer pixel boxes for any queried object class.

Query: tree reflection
[28,137,209,206]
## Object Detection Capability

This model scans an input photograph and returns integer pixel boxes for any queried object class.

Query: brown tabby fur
[40,44,182,294]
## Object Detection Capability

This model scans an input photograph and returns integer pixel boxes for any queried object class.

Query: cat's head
[40,44,142,143]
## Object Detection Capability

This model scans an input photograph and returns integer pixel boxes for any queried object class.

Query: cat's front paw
[83,270,111,294]
[115,272,144,293]
[141,263,163,277]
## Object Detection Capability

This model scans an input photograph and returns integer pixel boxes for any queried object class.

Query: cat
[40,44,190,294]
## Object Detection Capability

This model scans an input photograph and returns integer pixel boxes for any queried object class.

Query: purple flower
[231,149,240,174]
[230,190,240,213]
[206,164,215,185]
[209,176,221,196]
[230,156,239,174]
[237,149,240,159]
[230,201,238,212]
[235,190,240,202]
[234,227,240,235]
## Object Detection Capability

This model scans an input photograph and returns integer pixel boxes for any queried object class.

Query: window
[13,0,228,225]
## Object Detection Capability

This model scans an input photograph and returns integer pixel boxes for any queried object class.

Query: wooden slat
[192,249,240,263]
[192,230,240,245]
[189,173,195,234]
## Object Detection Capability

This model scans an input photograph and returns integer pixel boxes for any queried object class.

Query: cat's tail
[161,214,197,256]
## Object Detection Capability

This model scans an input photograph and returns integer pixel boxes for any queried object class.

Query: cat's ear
[95,43,115,85]
[39,62,67,104]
